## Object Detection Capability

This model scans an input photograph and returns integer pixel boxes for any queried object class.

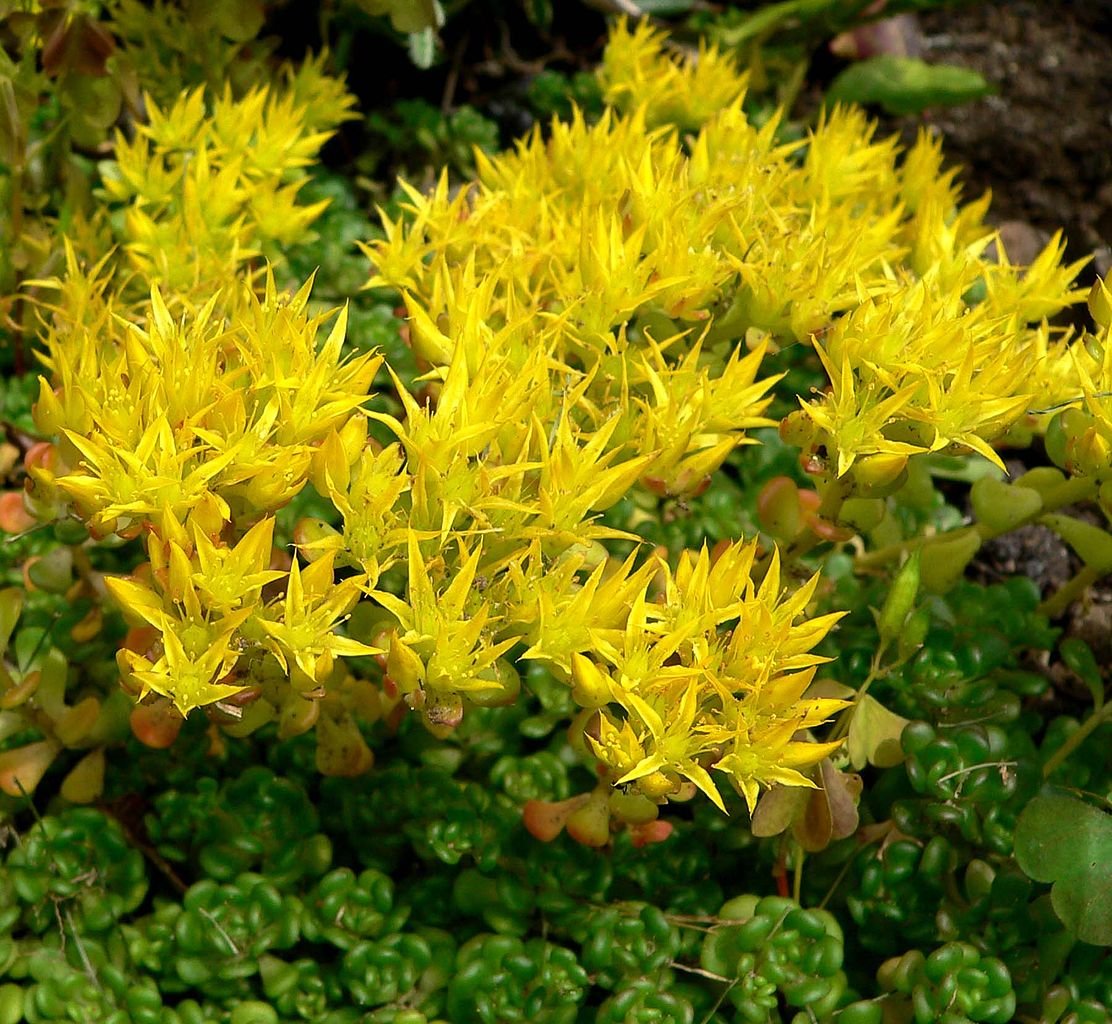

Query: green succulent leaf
[354,0,443,33]
[1041,513,1112,573]
[407,26,439,70]
[826,57,993,115]
[1059,637,1105,710]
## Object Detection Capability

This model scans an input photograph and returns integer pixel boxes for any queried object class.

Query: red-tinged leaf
[0,492,35,533]
[130,700,183,749]
[0,740,59,796]
[523,794,590,842]
[630,819,674,847]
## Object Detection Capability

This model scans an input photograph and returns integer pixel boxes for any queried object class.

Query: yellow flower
[715,725,844,815]
[601,680,726,811]
[88,58,354,300]
[36,271,379,533]
[569,541,847,812]
[597,18,749,130]
[370,534,517,703]
[106,558,255,714]
[259,554,379,689]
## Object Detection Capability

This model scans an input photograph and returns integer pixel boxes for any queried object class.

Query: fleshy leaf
[826,57,993,116]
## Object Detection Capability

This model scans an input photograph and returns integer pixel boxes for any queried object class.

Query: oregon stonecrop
[20,18,1101,832]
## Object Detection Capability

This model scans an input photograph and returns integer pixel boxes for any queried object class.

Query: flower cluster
[89,54,355,301]
[32,17,1089,818]
[31,266,380,713]
[572,543,846,812]
[299,303,811,806]
[597,17,749,129]
[1039,278,1112,486]
[369,20,1086,492]
[19,51,373,724]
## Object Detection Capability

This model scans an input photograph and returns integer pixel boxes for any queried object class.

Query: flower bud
[404,295,453,365]
[338,412,369,464]
[897,607,931,662]
[293,517,344,562]
[1072,423,1112,478]
[570,653,613,709]
[23,440,62,481]
[1044,407,1090,472]
[244,453,311,512]
[851,453,909,497]
[188,492,231,540]
[567,708,600,760]
[386,637,425,694]
[310,430,352,496]
[637,770,679,799]
[756,476,802,542]
[32,378,65,437]
[878,551,920,641]
[1089,277,1112,330]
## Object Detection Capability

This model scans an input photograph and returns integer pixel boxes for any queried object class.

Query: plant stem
[715,0,873,47]
[792,846,804,903]
[7,155,26,375]
[856,475,1098,573]
[1042,701,1112,779]
[829,637,889,743]
[1039,564,1100,619]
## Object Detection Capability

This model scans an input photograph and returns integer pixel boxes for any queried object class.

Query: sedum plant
[4,6,1112,1022]
[15,18,857,822]
[9,13,1112,873]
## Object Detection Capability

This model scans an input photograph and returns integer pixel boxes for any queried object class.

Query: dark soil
[913,0,1112,277]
